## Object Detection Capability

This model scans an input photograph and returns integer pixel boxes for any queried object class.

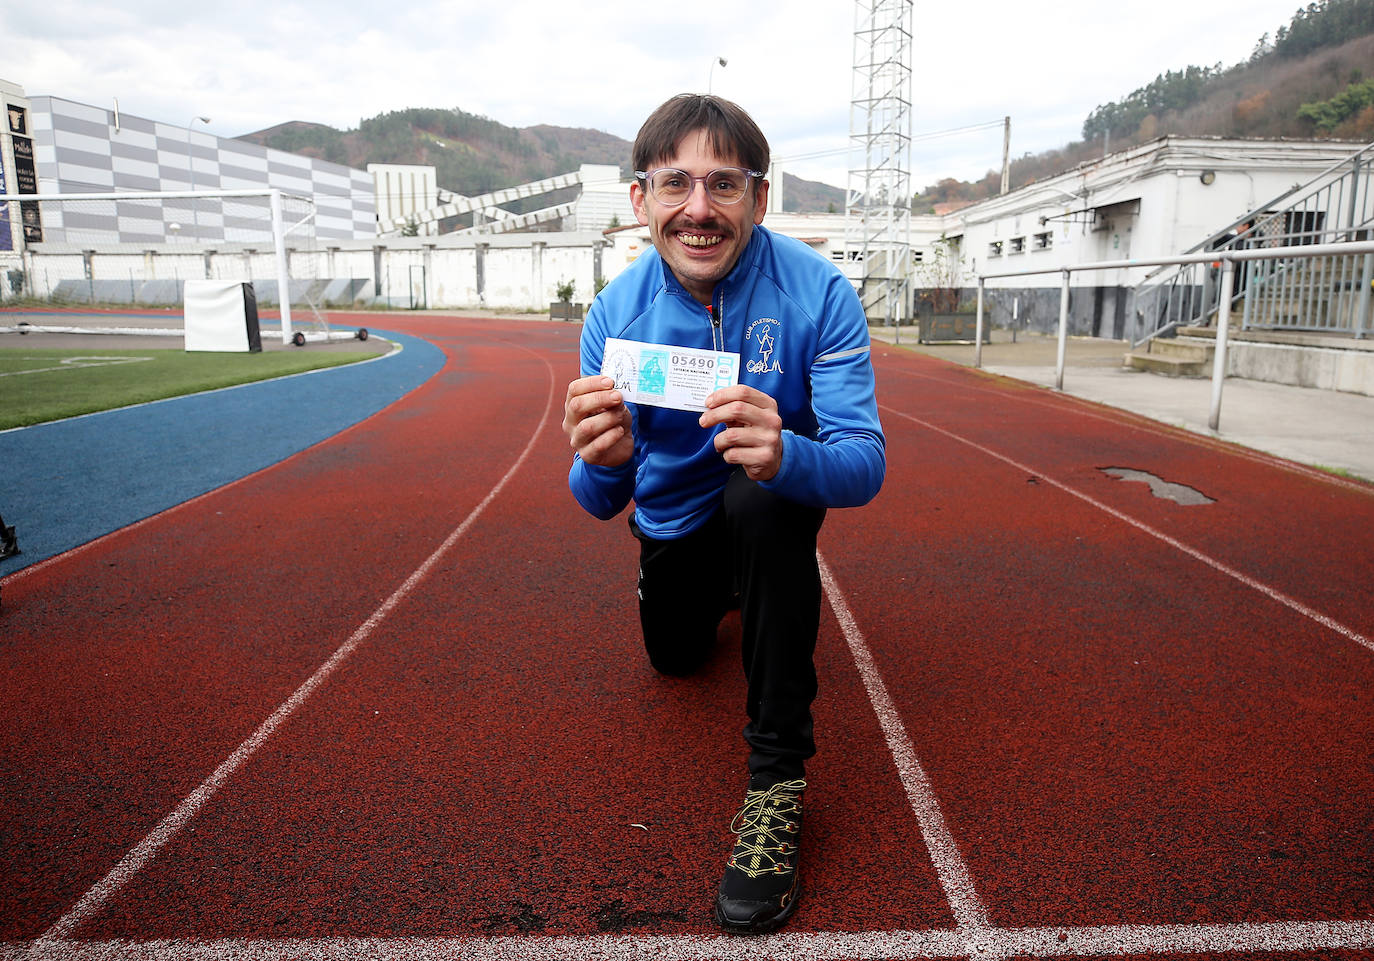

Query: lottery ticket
[601,337,740,412]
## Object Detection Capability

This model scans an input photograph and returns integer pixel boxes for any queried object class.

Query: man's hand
[699,385,783,482]
[563,375,634,467]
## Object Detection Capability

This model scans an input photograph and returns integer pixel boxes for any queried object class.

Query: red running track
[2,315,1372,960]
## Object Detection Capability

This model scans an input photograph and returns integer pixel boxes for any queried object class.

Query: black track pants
[631,470,826,784]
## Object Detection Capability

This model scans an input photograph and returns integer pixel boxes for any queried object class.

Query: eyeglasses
[635,166,764,206]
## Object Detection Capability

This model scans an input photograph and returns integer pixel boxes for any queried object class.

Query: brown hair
[632,94,771,177]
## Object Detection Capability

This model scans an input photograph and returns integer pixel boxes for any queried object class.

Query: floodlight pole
[845,0,913,328]
[709,56,727,93]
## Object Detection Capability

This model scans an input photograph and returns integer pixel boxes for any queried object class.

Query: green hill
[238,108,843,217]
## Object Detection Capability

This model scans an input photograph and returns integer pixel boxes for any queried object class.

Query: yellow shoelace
[727,779,806,879]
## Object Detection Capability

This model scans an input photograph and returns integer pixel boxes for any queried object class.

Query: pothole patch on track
[1099,467,1215,506]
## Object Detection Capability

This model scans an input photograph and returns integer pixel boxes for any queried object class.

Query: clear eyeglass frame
[635,167,764,206]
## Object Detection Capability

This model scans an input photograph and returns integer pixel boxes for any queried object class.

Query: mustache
[670,215,727,231]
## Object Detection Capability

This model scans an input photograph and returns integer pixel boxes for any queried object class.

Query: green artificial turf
[0,347,369,429]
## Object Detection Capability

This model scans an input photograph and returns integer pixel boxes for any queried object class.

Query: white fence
[975,239,1374,430]
[2,229,615,316]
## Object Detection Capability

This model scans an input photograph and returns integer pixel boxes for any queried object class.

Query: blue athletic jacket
[569,224,886,539]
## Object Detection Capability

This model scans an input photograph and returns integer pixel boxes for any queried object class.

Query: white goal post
[0,188,358,346]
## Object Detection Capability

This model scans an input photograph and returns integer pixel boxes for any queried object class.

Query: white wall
[945,137,1366,290]
[369,163,438,236]
[571,164,635,232]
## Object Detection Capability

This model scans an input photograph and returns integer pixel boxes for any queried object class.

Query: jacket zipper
[710,291,724,352]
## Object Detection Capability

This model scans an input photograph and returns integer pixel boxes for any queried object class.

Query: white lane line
[13,919,1374,960]
[882,404,1374,656]
[874,363,1374,498]
[0,356,154,377]
[1001,920,1374,956]
[15,932,969,961]
[818,552,992,943]
[33,358,556,944]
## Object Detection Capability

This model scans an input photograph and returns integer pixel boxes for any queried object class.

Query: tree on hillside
[259,125,348,164]
[1298,76,1374,133]
[1082,0,1374,145]
[1275,0,1374,58]
[1082,64,1223,142]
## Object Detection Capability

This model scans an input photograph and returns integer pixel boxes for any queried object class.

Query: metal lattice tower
[845,0,913,326]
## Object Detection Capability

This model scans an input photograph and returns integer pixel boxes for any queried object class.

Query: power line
[777,118,1006,164]
[910,119,1005,144]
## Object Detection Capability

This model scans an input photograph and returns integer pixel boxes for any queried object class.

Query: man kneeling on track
[561,93,886,934]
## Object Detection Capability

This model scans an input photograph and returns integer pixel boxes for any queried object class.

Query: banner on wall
[8,103,41,244]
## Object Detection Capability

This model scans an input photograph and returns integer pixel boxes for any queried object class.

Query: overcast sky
[6,0,1305,191]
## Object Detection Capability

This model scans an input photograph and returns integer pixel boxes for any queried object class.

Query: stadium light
[188,116,211,238]
[709,56,727,93]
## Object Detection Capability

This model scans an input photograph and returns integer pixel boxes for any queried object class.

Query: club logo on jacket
[745,317,784,375]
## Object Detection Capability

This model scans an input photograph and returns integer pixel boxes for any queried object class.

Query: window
[1009,236,1026,255]
[1034,231,1053,250]
[988,240,1003,258]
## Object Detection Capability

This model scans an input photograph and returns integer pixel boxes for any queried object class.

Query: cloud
[4,0,1309,190]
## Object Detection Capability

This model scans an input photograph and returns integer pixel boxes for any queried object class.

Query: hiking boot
[0,523,17,561]
[714,778,805,934]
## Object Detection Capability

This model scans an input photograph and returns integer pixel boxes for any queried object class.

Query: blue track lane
[0,329,443,576]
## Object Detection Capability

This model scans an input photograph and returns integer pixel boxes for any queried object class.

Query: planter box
[550,301,584,321]
[919,312,987,344]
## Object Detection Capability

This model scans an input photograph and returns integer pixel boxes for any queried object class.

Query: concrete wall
[949,284,1137,340]
[10,231,619,312]
[1226,339,1374,394]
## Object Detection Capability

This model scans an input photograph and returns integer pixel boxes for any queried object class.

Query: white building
[566,164,635,232]
[919,136,1369,341]
[3,84,375,246]
[369,163,439,236]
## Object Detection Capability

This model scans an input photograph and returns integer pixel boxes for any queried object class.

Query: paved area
[872,326,1374,485]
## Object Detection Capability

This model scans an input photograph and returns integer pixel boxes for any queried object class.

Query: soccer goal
[0,188,366,346]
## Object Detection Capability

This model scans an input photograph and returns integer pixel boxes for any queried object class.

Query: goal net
[0,189,356,346]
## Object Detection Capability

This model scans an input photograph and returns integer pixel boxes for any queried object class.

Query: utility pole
[1001,115,1011,195]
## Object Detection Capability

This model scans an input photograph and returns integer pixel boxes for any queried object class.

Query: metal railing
[975,238,1374,431]
[1134,141,1374,346]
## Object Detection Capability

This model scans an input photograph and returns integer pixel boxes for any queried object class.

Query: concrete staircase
[1124,334,1215,377]
[1127,326,1374,395]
